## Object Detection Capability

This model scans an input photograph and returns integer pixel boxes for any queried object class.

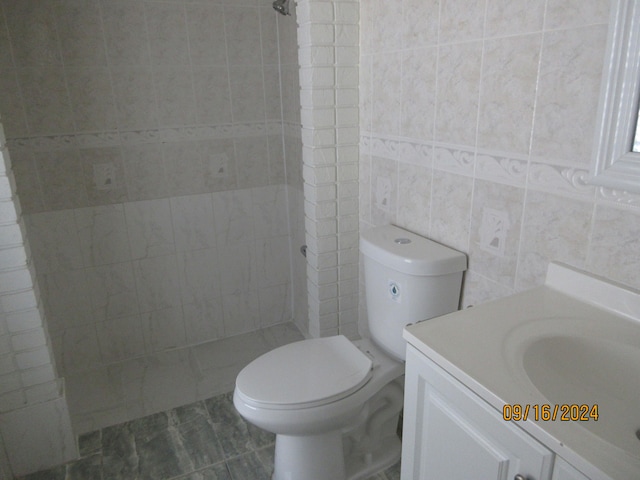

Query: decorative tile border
[432,143,475,177]
[361,133,635,203]
[597,186,640,209]
[7,121,286,152]
[527,162,595,199]
[363,132,433,166]
[475,152,528,187]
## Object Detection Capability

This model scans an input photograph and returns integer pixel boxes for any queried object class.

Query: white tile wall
[360,0,640,318]
[0,120,77,476]
[298,0,360,339]
[0,0,305,374]
[25,185,293,375]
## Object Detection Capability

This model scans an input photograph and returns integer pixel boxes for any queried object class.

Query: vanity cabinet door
[551,458,591,480]
[401,346,554,480]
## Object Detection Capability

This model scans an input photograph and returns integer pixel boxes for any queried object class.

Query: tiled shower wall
[0,0,302,375]
[0,120,77,477]
[359,0,640,327]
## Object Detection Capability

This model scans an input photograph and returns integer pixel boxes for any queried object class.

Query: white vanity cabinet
[401,345,555,480]
[552,458,591,480]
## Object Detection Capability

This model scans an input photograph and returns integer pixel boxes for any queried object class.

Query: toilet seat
[235,335,373,410]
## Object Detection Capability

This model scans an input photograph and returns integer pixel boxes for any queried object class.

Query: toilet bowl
[233,224,467,480]
[234,337,404,480]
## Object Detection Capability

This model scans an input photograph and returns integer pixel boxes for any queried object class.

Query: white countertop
[403,264,640,480]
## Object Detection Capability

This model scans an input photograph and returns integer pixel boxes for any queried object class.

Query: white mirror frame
[590,0,640,193]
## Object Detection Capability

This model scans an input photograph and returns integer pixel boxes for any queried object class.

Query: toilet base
[269,377,404,480]
[273,431,346,480]
[272,427,401,480]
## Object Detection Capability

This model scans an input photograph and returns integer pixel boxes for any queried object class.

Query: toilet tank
[360,225,466,361]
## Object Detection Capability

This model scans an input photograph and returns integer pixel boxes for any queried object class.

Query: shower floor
[64,322,306,435]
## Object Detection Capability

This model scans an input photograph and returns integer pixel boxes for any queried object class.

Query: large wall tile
[588,205,640,288]
[212,189,255,246]
[218,243,257,296]
[41,270,93,332]
[477,34,541,155]
[66,68,118,133]
[3,2,61,67]
[225,7,263,66]
[371,53,401,136]
[18,68,75,135]
[102,1,150,67]
[145,2,190,67]
[133,255,181,312]
[252,185,289,239]
[34,149,88,211]
[75,205,132,266]
[401,47,437,141]
[468,180,525,288]
[26,210,84,274]
[177,248,221,306]
[122,143,168,201]
[153,67,197,127]
[86,262,139,321]
[186,4,227,67]
[545,0,610,30]
[429,170,472,253]
[222,290,260,337]
[435,42,482,147]
[229,66,267,123]
[54,0,107,67]
[531,25,607,166]
[517,191,592,290]
[439,0,487,44]
[182,300,224,345]
[96,315,145,364]
[485,0,545,38]
[192,68,233,126]
[111,68,159,130]
[125,199,176,259]
[170,194,216,252]
[141,307,187,352]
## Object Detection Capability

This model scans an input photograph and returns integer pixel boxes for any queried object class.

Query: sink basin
[514,316,640,458]
[405,263,640,479]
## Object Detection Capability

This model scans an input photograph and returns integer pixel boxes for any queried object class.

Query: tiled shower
[1,0,304,375]
[0,0,307,476]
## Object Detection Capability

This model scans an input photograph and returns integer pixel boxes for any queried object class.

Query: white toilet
[233,224,466,480]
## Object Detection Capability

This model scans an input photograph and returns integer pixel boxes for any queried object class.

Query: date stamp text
[503,404,599,422]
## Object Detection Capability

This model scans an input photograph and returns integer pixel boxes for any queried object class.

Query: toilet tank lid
[360,225,467,276]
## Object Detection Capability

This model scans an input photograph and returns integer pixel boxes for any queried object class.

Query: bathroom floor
[18,391,401,480]
[19,323,401,479]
